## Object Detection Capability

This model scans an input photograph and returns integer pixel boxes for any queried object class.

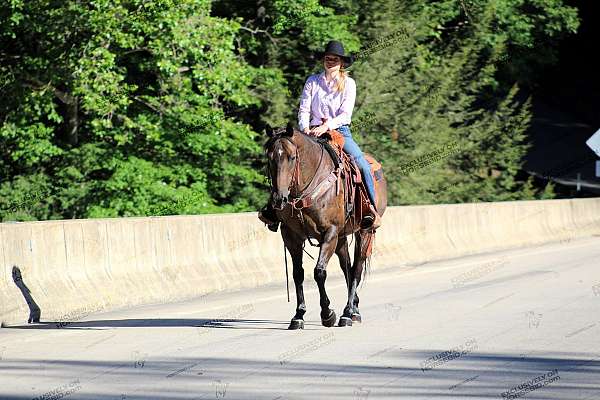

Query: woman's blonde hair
[334,67,348,93]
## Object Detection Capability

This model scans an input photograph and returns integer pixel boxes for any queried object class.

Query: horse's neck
[294,133,331,193]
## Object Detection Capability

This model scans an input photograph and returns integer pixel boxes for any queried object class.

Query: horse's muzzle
[272,192,289,210]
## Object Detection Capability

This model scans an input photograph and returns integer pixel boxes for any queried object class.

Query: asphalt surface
[1,236,600,400]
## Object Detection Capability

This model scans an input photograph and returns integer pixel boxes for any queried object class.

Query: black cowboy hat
[315,40,354,67]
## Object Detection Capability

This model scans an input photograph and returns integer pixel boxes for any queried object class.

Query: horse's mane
[263,128,322,151]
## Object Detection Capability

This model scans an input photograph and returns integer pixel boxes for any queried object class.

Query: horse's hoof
[288,319,304,330]
[321,310,336,328]
[351,313,362,323]
[338,316,353,327]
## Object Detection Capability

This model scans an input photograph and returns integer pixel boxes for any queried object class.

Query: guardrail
[1,198,600,326]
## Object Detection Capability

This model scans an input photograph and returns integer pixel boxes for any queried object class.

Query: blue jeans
[336,125,377,208]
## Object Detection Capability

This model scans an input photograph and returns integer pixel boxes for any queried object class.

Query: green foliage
[421,0,579,85]
[349,0,575,205]
[0,0,579,221]
[1,0,277,221]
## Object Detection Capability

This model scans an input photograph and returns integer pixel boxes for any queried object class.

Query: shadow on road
[2,318,320,330]
[0,351,598,399]
[11,266,41,323]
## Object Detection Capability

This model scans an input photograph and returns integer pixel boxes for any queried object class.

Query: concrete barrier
[1,198,600,326]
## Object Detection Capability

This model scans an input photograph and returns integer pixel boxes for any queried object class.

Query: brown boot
[258,205,280,232]
[360,204,382,231]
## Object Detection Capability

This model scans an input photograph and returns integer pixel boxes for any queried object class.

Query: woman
[259,40,381,231]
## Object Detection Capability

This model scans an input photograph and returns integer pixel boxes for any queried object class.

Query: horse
[264,124,387,329]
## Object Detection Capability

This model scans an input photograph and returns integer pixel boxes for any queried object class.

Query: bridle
[267,135,326,210]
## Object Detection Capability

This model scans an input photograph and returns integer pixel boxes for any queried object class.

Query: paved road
[1,237,600,400]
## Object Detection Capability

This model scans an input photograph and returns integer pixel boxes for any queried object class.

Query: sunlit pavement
[1,237,600,399]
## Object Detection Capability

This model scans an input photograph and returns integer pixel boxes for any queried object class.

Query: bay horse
[264,124,387,329]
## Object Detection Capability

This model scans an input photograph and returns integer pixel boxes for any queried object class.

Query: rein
[290,138,325,201]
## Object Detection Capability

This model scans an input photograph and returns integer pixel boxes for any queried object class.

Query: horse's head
[264,123,297,209]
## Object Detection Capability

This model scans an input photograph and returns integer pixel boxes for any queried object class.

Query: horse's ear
[284,122,294,137]
[265,124,274,137]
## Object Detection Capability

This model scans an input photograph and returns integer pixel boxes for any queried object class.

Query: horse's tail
[363,254,371,286]
[360,231,375,285]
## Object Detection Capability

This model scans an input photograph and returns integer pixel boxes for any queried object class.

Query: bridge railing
[1,198,600,326]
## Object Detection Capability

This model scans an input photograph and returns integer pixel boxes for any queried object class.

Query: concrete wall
[1,198,600,326]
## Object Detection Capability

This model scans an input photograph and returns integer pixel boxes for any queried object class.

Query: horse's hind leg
[335,236,355,327]
[314,227,339,327]
[281,226,305,330]
[350,230,372,323]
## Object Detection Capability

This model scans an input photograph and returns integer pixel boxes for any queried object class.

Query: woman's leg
[336,126,378,209]
[258,197,279,232]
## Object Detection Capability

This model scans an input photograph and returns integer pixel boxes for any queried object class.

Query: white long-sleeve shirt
[298,71,356,131]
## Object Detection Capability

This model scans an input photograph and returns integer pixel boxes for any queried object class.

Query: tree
[0,0,580,220]
[349,0,575,205]
[0,0,284,220]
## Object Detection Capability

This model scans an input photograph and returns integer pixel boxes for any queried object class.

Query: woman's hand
[309,124,329,137]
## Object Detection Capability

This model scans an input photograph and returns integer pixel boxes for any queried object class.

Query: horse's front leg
[281,226,305,330]
[314,227,339,327]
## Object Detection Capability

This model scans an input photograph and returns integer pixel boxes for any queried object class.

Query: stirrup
[360,204,381,231]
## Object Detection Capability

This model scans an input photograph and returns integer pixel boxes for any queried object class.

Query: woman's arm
[298,77,313,133]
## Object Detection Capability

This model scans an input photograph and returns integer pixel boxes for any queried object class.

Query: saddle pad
[365,154,383,181]
[362,154,383,208]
